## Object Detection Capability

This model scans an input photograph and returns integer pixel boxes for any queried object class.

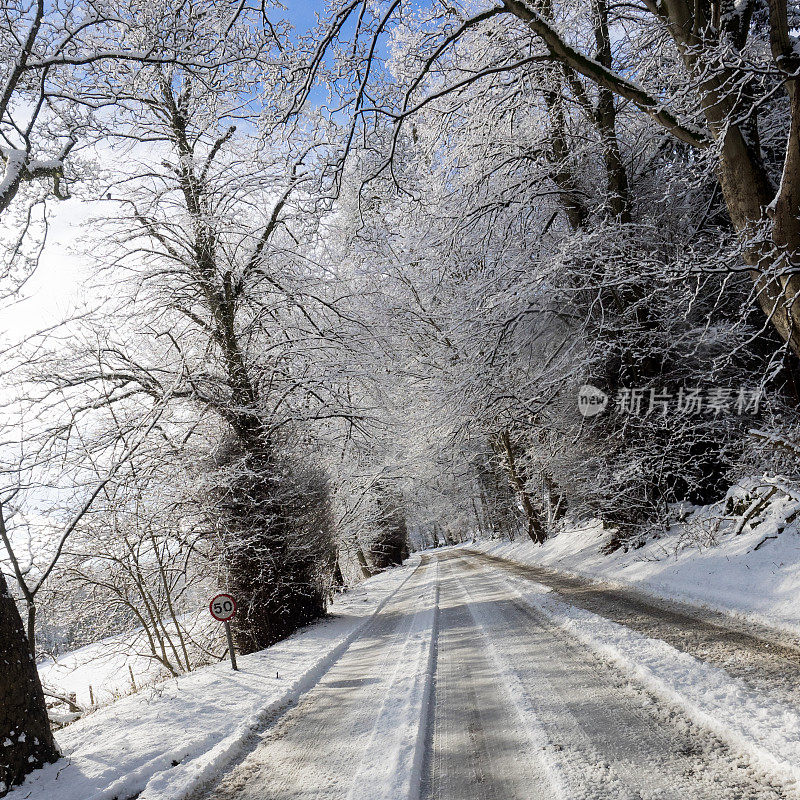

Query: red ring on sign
[209,593,237,621]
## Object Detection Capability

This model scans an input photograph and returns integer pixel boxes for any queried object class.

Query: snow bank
[40,633,173,710]
[504,574,800,787]
[470,481,800,634]
[7,559,419,800]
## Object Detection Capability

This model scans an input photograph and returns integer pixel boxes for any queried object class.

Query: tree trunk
[542,471,566,525]
[355,541,373,578]
[0,571,59,796]
[591,0,631,224]
[332,557,345,589]
[26,602,36,659]
[543,84,590,230]
[499,430,547,545]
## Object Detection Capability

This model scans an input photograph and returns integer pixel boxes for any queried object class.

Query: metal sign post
[209,593,238,671]
[223,620,237,671]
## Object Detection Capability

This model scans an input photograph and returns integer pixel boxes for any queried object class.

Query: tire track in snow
[498,565,800,790]
[145,556,432,800]
[465,548,800,708]
[448,550,798,800]
[344,558,439,800]
[187,557,438,800]
[447,563,570,800]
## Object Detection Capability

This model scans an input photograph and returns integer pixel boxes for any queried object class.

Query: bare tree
[292,1,800,357]
[56,45,364,649]
[0,2,287,792]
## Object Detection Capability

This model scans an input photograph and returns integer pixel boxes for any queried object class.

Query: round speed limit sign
[209,593,237,622]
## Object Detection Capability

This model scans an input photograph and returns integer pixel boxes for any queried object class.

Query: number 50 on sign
[209,593,236,621]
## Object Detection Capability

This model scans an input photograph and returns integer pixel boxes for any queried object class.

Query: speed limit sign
[209,593,238,671]
[209,593,237,621]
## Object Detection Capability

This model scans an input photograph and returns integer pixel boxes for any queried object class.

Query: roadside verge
[7,558,423,800]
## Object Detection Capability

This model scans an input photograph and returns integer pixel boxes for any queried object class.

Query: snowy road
[468,549,800,708]
[191,550,800,800]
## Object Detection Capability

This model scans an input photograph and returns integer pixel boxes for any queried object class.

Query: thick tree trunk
[543,86,589,230]
[542,471,566,524]
[659,0,800,354]
[499,430,547,545]
[355,541,373,578]
[0,571,59,796]
[592,0,631,224]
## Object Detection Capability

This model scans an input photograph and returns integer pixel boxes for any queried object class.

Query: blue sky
[282,1,325,36]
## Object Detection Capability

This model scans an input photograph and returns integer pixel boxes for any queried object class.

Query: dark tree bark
[590,0,631,225]
[0,571,59,797]
[543,84,590,230]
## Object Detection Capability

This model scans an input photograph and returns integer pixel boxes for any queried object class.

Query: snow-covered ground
[8,557,421,800]
[471,477,800,634]
[38,615,219,718]
[9,547,800,800]
[500,569,800,788]
[40,633,175,711]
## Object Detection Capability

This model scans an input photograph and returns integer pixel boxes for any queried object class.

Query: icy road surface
[191,550,799,800]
